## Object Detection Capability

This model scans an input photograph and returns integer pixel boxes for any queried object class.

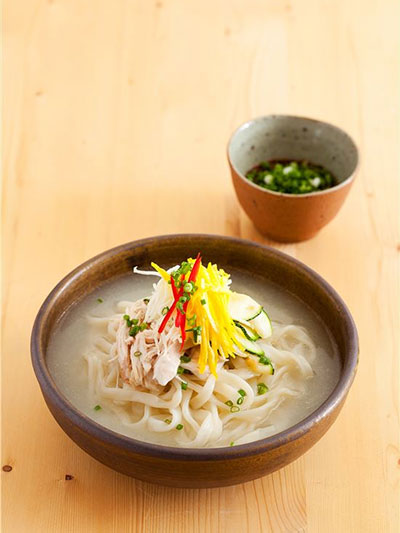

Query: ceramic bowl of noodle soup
[31,235,358,488]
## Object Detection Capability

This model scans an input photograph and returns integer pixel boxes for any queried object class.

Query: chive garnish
[180,355,191,363]
[230,405,240,413]
[186,314,196,326]
[143,298,150,304]
[129,325,139,337]
[97,297,103,303]
[177,366,184,375]
[176,424,184,430]
[225,400,233,407]
[183,282,194,293]
[161,306,169,316]
[164,418,172,424]
[230,441,235,446]
[133,350,141,357]
[181,382,188,390]
[237,397,244,405]
[94,405,101,411]
[259,356,275,373]
[186,325,201,343]
[257,383,269,395]
[201,299,206,305]
[238,389,246,397]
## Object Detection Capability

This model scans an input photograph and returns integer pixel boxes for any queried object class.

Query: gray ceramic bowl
[31,235,358,488]
[228,115,359,242]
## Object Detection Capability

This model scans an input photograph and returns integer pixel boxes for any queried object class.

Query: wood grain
[2,0,399,531]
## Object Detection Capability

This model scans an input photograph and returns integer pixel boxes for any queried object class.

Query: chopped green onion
[225,400,233,407]
[259,355,274,373]
[133,350,141,357]
[139,322,148,331]
[164,418,172,424]
[237,397,244,405]
[238,389,246,397]
[172,261,191,286]
[186,325,201,343]
[181,382,188,390]
[245,159,335,195]
[177,366,184,375]
[97,297,103,303]
[94,405,101,411]
[180,355,191,363]
[176,424,184,430]
[257,383,269,395]
[186,314,196,326]
[201,299,206,305]
[161,306,169,315]
[183,369,192,375]
[230,441,235,446]
[129,325,139,337]
[124,314,141,331]
[230,405,240,413]
[184,282,194,293]
[143,298,150,304]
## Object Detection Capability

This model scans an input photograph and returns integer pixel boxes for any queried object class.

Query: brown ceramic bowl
[31,234,358,488]
[228,115,359,242]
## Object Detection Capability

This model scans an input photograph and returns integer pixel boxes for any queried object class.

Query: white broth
[47,270,341,447]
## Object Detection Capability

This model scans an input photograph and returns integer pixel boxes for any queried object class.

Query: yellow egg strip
[186,262,240,376]
[150,262,170,282]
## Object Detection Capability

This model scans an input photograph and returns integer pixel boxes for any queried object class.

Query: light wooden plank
[2,0,399,531]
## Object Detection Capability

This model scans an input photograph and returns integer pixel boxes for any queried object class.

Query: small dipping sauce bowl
[228,115,359,242]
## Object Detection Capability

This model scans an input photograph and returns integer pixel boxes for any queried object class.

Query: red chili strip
[171,276,178,299]
[158,301,177,333]
[159,255,202,343]
[188,253,202,282]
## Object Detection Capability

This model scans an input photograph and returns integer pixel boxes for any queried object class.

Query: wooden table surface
[3,1,399,531]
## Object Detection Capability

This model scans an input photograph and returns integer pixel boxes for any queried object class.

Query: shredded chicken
[115,298,181,392]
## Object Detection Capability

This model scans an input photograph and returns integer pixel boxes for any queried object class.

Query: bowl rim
[227,114,359,198]
[31,234,359,461]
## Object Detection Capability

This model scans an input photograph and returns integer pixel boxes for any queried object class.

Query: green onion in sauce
[245,160,335,194]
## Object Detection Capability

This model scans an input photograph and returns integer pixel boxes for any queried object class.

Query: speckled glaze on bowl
[31,235,358,488]
[228,115,359,242]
